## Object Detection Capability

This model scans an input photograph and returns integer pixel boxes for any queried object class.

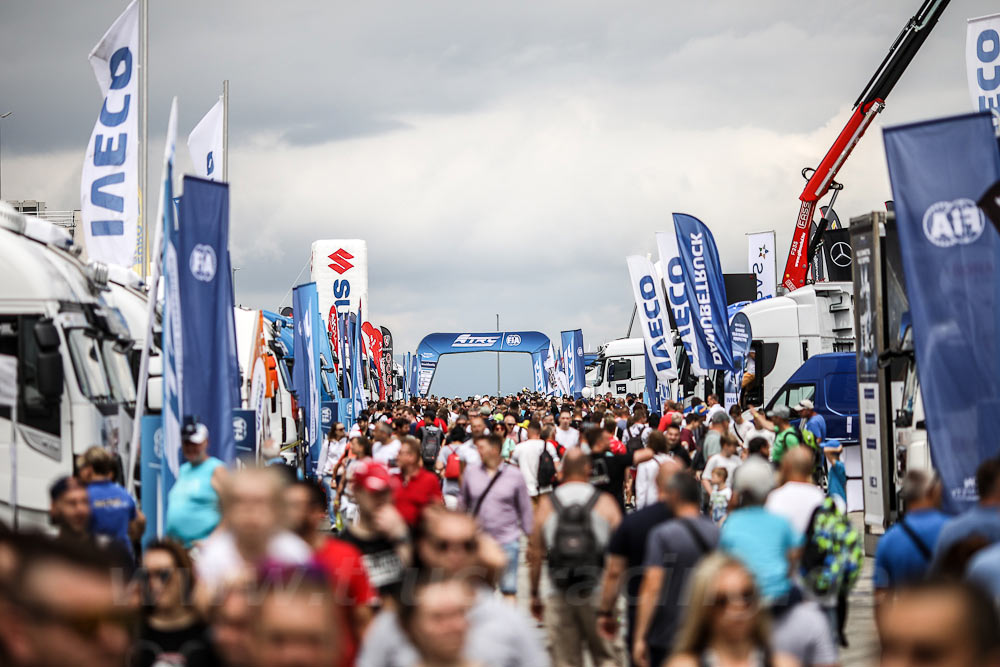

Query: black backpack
[420,425,443,466]
[537,444,558,491]
[625,425,645,452]
[547,489,603,593]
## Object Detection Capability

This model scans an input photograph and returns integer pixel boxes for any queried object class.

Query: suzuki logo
[327,248,355,274]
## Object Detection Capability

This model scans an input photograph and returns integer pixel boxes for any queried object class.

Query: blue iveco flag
[672,213,734,370]
[644,352,661,414]
[292,283,322,470]
[884,111,1000,514]
[177,176,240,463]
[561,330,586,398]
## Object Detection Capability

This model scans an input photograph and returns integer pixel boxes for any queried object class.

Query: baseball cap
[479,406,492,416]
[351,461,397,494]
[480,397,491,404]
[474,395,481,402]
[794,399,815,412]
[733,457,776,500]
[822,438,842,450]
[768,405,792,420]
[182,421,209,444]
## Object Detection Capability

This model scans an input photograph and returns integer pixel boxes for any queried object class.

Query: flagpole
[496,314,500,397]
[222,79,229,182]
[140,0,149,281]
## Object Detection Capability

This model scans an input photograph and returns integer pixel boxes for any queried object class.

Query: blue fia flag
[177,176,240,463]
[672,213,734,370]
[561,329,586,398]
[884,111,1000,514]
[292,283,322,470]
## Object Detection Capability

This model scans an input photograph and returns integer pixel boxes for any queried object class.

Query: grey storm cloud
[2,0,994,395]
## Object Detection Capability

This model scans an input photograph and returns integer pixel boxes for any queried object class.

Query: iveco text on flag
[178,176,240,464]
[967,14,1000,112]
[656,231,705,378]
[80,0,140,270]
[672,214,734,371]
[884,111,1000,514]
[188,98,224,180]
[626,255,678,385]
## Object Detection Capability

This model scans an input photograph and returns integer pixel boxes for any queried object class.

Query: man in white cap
[165,420,228,548]
[795,398,826,448]
[750,404,800,466]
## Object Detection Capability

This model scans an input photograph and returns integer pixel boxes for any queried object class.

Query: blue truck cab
[764,352,859,442]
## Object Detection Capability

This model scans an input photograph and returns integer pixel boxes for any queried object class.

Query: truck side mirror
[36,350,63,400]
[33,319,60,350]
[146,377,163,411]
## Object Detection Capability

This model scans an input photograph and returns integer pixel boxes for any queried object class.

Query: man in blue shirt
[82,446,143,557]
[874,469,948,599]
[722,456,801,603]
[931,457,1000,575]
[795,399,826,445]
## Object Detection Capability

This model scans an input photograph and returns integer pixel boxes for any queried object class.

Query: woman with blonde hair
[668,553,798,667]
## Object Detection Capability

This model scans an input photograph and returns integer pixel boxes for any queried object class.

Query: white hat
[794,398,815,412]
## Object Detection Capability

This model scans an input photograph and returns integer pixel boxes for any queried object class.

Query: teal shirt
[720,506,801,602]
[165,457,224,547]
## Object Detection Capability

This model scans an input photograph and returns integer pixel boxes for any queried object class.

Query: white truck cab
[589,338,646,398]
[0,203,136,528]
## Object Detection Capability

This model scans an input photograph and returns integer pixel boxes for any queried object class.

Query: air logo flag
[626,255,677,384]
[671,214,734,371]
[81,0,140,270]
[292,283,322,466]
[884,111,1000,513]
[656,231,705,377]
[966,14,1000,112]
[188,99,224,180]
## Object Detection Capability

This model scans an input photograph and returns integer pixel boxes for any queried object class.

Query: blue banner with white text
[293,283,322,470]
[561,329,586,398]
[884,112,1000,514]
[178,176,239,463]
[672,213,734,370]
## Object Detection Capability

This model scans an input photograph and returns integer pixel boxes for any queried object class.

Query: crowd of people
[1,391,999,666]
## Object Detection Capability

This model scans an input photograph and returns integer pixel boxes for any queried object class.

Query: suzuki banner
[560,330,586,398]
[884,111,1000,514]
[415,331,552,397]
[81,0,140,270]
[656,231,705,378]
[311,240,369,341]
[188,98,224,180]
[967,14,1000,112]
[626,255,678,385]
[746,231,776,299]
[292,283,322,468]
[178,176,240,464]
[673,214,734,371]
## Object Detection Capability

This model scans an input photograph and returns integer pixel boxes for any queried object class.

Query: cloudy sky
[1,1,991,395]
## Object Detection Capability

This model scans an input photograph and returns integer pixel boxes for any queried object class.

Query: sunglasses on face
[428,537,478,554]
[22,600,137,639]
[141,568,175,585]
[712,587,757,609]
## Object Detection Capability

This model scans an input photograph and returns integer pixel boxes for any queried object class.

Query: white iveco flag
[80,0,140,270]
[626,255,678,384]
[188,99,224,180]
[967,14,1000,112]
[656,231,705,378]
[747,230,776,299]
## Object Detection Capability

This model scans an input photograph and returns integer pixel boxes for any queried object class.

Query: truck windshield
[101,339,137,404]
[66,328,113,402]
[594,359,606,386]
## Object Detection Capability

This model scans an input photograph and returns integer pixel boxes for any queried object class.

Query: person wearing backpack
[750,405,800,466]
[874,469,947,597]
[435,429,468,509]
[632,471,719,667]
[417,410,444,472]
[510,421,561,505]
[528,448,623,667]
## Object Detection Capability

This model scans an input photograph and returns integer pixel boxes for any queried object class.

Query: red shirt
[314,538,378,667]
[609,437,627,455]
[394,468,444,525]
[657,411,681,431]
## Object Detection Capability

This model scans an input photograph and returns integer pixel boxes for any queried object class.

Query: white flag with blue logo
[187,98,224,180]
[80,0,140,270]
[626,255,678,384]
[160,100,182,477]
